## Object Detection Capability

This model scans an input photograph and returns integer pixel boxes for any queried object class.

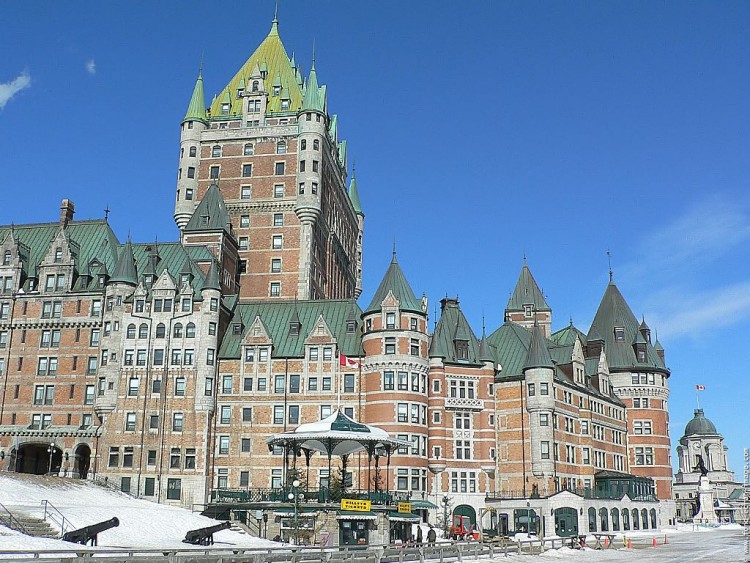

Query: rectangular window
[383,371,394,390]
[242,164,252,177]
[222,375,232,394]
[242,407,252,422]
[271,258,281,273]
[540,382,549,395]
[167,479,181,500]
[397,403,408,423]
[144,477,155,497]
[125,412,136,431]
[308,377,318,391]
[385,337,396,354]
[398,371,408,390]
[172,412,184,431]
[309,347,318,361]
[344,374,355,393]
[274,374,285,393]
[241,186,251,199]
[275,162,285,175]
[288,405,300,424]
[289,374,300,393]
[274,184,284,198]
[272,235,282,249]
[270,282,280,296]
[527,383,535,396]
[273,406,284,425]
[84,385,95,405]
[322,377,331,391]
[541,441,550,459]
[241,438,251,453]
[323,347,332,361]
[273,213,284,226]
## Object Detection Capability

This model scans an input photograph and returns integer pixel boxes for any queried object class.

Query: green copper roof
[348,172,363,216]
[330,411,371,433]
[218,300,362,359]
[478,328,493,363]
[550,322,588,347]
[111,239,138,285]
[683,409,719,437]
[587,281,667,372]
[203,260,220,291]
[301,60,326,112]
[487,321,533,377]
[428,298,482,365]
[506,261,551,312]
[183,71,207,122]
[523,321,553,370]
[364,253,422,315]
[184,182,231,233]
[209,18,303,117]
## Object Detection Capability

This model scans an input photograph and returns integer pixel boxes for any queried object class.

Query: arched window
[632,509,639,530]
[649,508,656,529]
[3,251,10,265]
[189,146,196,157]
[313,139,320,151]
[252,80,259,92]
[212,145,222,158]
[243,143,254,156]
[139,323,148,339]
[622,508,630,530]
[588,508,597,532]
[599,508,608,532]
[173,323,183,338]
[300,139,306,150]
[641,508,648,529]
[611,508,619,531]
[186,322,196,338]
[276,141,286,154]
[155,323,166,339]
[126,324,136,339]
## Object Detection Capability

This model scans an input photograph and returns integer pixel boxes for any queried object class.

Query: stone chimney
[60,199,75,227]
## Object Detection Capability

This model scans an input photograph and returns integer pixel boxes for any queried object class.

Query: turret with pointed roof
[183,182,231,234]
[364,252,422,315]
[202,259,221,292]
[348,171,363,216]
[183,70,207,123]
[523,320,553,371]
[505,259,552,336]
[110,239,138,286]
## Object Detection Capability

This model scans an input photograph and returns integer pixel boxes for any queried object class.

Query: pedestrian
[427,525,437,546]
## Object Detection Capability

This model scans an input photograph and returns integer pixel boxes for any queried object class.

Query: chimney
[60,199,75,227]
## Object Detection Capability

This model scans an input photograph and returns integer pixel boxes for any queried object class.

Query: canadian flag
[339,353,360,369]
[696,385,706,391]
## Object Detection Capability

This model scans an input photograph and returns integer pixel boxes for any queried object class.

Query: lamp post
[526,501,531,535]
[287,479,302,545]
[442,495,451,537]
[47,443,55,475]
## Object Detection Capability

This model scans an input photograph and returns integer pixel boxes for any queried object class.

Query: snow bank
[0,473,276,550]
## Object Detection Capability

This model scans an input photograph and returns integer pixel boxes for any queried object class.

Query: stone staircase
[0,511,60,539]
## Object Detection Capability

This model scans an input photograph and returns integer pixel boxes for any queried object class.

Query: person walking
[427,525,437,546]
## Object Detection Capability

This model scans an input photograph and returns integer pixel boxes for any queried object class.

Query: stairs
[0,512,60,539]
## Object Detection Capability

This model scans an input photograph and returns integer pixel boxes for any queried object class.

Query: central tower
[174,17,364,301]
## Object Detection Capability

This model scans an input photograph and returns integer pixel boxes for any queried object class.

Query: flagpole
[696,387,700,410]
[336,351,341,410]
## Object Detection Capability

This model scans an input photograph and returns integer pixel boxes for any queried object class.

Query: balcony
[445,396,484,411]
[211,487,410,506]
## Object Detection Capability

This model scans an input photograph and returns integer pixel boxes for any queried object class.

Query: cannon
[183,521,232,545]
[62,517,119,546]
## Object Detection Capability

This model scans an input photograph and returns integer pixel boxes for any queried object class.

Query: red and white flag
[339,353,360,369]
[696,385,705,391]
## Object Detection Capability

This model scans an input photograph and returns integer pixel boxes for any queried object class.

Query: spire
[523,320,553,370]
[269,6,279,37]
[184,181,232,233]
[183,69,207,123]
[478,322,493,363]
[111,239,138,286]
[302,53,326,112]
[506,260,551,313]
[348,168,364,216]
[202,260,221,291]
[364,252,422,315]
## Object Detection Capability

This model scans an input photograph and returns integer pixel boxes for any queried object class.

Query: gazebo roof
[267,410,408,457]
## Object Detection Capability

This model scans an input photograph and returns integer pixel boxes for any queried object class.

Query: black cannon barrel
[62,517,120,545]
[183,520,232,545]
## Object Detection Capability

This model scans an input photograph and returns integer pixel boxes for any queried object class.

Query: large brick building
[0,15,676,538]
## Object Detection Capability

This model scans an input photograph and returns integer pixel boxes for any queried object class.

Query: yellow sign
[340,498,371,512]
[398,502,412,514]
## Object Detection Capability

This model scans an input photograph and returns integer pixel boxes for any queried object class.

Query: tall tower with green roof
[173,14,363,302]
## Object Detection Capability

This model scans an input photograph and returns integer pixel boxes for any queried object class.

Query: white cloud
[0,70,31,109]
[86,59,96,75]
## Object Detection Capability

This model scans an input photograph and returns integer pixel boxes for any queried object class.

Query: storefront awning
[337,510,378,521]
[387,511,420,523]
[272,507,318,516]
[409,499,438,509]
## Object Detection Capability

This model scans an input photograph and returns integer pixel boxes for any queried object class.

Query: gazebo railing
[211,487,410,505]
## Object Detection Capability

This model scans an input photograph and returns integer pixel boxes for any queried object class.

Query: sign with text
[340,498,371,512]
[398,502,412,514]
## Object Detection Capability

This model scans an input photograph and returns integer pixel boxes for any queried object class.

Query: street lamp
[526,501,531,535]
[442,495,451,537]
[288,479,302,545]
[47,443,55,475]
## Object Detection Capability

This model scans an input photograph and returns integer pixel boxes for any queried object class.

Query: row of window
[124,412,186,432]
[396,402,427,425]
[0,296,102,319]
[588,507,657,533]
[108,446,196,470]
[0,327,102,349]
[383,371,426,393]
[36,356,98,376]
[122,348,214,367]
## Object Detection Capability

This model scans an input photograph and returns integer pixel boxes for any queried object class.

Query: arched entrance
[15,443,62,475]
[453,504,476,526]
[554,507,578,537]
[74,444,91,479]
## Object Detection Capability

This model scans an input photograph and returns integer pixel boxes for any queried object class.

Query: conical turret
[523,320,553,371]
[348,170,364,216]
[202,259,221,291]
[183,71,207,123]
[110,240,138,286]
[364,252,422,315]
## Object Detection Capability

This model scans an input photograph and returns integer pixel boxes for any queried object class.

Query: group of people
[404,524,437,547]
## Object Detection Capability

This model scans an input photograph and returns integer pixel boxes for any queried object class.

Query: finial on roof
[392,238,396,262]
[569,316,573,326]
[273,0,279,22]
[199,52,204,77]
[104,204,110,222]
[523,249,527,265]
[311,38,316,68]
[607,248,613,283]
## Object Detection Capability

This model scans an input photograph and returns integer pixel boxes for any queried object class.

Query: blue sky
[1,1,748,476]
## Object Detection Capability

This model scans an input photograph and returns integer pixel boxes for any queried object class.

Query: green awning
[387,512,420,522]
[337,510,377,521]
[409,500,438,509]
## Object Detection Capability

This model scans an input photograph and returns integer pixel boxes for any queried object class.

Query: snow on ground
[0,473,276,551]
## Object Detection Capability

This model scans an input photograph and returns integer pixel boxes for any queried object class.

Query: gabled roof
[128,242,214,294]
[208,18,303,117]
[428,298,482,365]
[506,261,550,312]
[364,253,422,315]
[183,71,207,122]
[550,321,588,347]
[523,321,553,370]
[588,281,667,372]
[184,182,231,233]
[219,300,362,359]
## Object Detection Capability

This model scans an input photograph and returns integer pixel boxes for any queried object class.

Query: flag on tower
[339,353,360,369]
[696,385,705,391]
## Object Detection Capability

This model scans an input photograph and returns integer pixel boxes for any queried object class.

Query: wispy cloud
[86,59,96,75]
[0,70,31,109]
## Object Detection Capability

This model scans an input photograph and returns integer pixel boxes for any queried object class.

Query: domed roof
[684,409,718,437]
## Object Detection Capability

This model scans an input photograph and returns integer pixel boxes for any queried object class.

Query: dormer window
[524,304,533,318]
[237,88,244,98]
[272,86,281,96]
[232,323,242,335]
[346,320,356,333]
[455,340,469,360]
[221,103,230,115]
[614,327,625,342]
[252,81,259,92]
[180,273,190,285]
[144,274,153,285]
[386,312,396,329]
[289,321,300,336]
[54,248,63,263]
[281,99,290,110]
[3,251,10,266]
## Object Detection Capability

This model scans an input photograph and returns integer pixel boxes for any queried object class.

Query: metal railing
[487,487,657,502]
[0,502,28,535]
[211,487,410,505]
[41,500,74,536]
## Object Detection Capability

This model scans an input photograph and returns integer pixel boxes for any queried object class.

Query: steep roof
[587,281,667,372]
[550,321,588,347]
[523,321,553,370]
[506,261,551,313]
[218,300,362,359]
[129,242,215,294]
[428,298,482,365]
[348,172,363,216]
[301,60,326,112]
[202,260,220,291]
[110,239,138,285]
[208,18,304,117]
[183,71,207,122]
[364,253,422,315]
[184,182,231,233]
